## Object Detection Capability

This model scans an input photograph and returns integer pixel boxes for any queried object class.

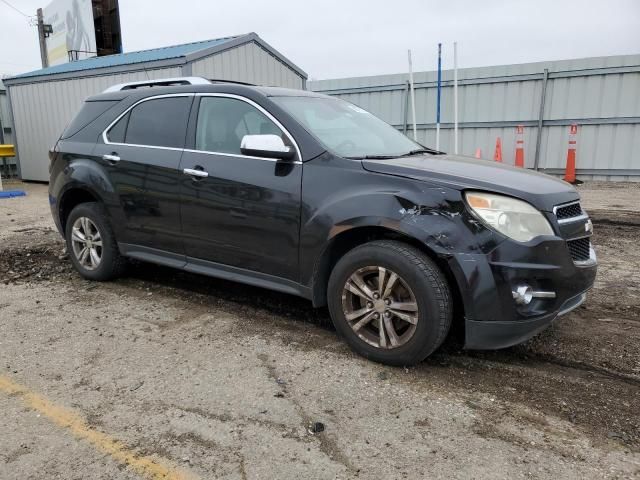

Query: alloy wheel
[341,266,419,349]
[71,217,103,271]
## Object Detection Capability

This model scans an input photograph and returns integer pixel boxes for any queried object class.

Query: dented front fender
[299,154,503,290]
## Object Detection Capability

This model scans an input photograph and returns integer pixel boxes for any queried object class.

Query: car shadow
[121,259,537,364]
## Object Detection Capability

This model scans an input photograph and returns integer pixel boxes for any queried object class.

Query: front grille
[555,202,583,220]
[567,237,591,262]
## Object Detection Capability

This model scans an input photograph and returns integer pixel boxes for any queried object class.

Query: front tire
[65,202,125,281]
[327,240,452,366]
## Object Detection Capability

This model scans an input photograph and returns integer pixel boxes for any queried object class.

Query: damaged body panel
[300,152,596,350]
[49,81,597,364]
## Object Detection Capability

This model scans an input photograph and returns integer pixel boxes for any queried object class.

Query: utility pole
[37,8,49,68]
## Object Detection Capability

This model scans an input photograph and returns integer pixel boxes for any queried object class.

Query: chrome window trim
[102,93,195,148]
[182,148,302,164]
[101,92,303,164]
[193,93,302,163]
[104,143,184,152]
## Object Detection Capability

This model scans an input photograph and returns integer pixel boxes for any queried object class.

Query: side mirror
[240,134,295,161]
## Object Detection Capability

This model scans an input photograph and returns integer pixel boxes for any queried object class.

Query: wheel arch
[310,225,464,326]
[51,155,117,236]
[58,186,102,234]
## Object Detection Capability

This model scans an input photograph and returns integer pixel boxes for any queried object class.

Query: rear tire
[65,202,126,281]
[327,240,452,366]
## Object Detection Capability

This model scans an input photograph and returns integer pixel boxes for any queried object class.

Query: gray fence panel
[310,54,640,181]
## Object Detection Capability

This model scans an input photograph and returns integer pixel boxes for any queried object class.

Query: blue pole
[437,43,442,124]
[436,43,442,150]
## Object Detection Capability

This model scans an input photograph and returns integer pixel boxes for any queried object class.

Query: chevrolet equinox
[49,77,597,366]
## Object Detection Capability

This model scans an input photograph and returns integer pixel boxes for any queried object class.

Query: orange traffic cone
[475,148,482,159]
[564,124,578,184]
[515,126,524,168]
[494,137,502,162]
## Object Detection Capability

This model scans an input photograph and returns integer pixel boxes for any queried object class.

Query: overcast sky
[1,0,639,79]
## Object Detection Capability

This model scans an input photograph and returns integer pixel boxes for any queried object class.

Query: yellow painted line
[0,375,197,480]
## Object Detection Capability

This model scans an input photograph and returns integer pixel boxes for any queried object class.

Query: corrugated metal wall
[190,42,304,89]
[8,67,181,181]
[309,54,640,181]
[0,80,16,174]
[0,86,14,144]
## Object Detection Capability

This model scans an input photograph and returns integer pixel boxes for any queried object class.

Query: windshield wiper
[345,148,439,160]
[399,148,438,157]
[344,155,397,160]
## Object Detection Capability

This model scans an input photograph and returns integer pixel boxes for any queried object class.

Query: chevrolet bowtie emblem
[585,219,593,234]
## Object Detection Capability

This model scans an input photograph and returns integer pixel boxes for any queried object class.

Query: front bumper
[447,235,597,350]
[464,291,587,349]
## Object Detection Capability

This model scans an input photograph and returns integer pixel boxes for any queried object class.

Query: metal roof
[3,32,307,86]
[9,35,242,80]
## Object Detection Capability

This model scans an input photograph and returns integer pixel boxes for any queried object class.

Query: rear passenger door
[178,94,302,281]
[94,94,193,256]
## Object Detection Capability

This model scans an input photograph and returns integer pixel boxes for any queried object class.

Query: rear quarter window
[61,100,119,139]
[123,97,191,148]
[106,111,129,143]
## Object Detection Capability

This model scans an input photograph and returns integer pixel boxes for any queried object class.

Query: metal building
[310,54,640,181]
[3,32,307,181]
[0,78,16,176]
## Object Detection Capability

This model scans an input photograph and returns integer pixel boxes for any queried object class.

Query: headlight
[465,191,554,242]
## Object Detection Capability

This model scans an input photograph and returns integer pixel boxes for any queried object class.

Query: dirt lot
[0,181,638,479]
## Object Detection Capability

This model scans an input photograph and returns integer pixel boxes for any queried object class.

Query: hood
[362,154,579,212]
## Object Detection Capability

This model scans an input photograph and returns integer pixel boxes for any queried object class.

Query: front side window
[195,97,284,155]
[271,96,423,158]
[106,96,191,148]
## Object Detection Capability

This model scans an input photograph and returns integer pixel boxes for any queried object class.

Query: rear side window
[107,96,191,148]
[61,100,119,139]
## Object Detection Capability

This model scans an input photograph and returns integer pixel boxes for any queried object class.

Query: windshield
[271,96,427,158]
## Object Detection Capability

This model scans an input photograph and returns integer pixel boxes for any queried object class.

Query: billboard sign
[44,0,97,66]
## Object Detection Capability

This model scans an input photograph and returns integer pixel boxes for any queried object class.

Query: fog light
[513,285,533,305]
[512,285,557,305]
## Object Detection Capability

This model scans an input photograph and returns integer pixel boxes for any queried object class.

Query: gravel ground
[0,181,638,480]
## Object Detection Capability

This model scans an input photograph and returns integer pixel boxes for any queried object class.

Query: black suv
[49,77,597,365]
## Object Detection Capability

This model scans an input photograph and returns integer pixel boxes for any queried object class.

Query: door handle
[183,167,209,179]
[102,154,120,163]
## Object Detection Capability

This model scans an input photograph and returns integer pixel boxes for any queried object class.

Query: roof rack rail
[103,77,211,93]
[208,78,256,86]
